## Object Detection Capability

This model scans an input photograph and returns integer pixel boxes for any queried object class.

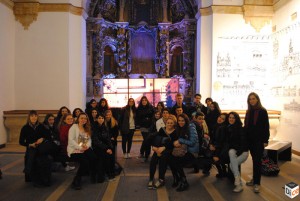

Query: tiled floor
[0,142,300,201]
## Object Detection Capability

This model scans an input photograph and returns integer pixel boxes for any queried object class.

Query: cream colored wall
[0,3,15,145]
[14,11,86,110]
[272,0,300,151]
[14,12,70,109]
[68,13,87,110]
[198,15,213,99]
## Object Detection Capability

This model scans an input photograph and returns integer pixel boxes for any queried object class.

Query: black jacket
[92,124,113,151]
[19,123,47,147]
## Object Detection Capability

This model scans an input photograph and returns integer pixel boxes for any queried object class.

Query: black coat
[227,125,248,155]
[19,123,47,147]
[92,124,113,151]
[136,105,154,128]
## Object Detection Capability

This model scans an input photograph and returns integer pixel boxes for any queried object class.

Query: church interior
[1,0,300,200]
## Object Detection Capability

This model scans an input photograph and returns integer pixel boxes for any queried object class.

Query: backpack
[261,155,280,176]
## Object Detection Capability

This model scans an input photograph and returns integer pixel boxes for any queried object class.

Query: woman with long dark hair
[136,96,155,162]
[98,98,109,115]
[171,113,199,192]
[227,112,249,193]
[244,92,270,193]
[119,98,136,159]
[92,114,114,183]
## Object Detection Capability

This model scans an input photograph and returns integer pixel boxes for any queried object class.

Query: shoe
[254,184,260,193]
[0,169,2,179]
[246,179,254,186]
[108,176,116,182]
[143,158,148,163]
[233,184,243,193]
[137,154,144,159]
[147,180,154,190]
[234,176,241,186]
[202,170,210,176]
[123,153,128,159]
[154,179,165,188]
[176,178,189,192]
[71,176,82,190]
[65,165,75,172]
[127,153,131,158]
[172,176,179,188]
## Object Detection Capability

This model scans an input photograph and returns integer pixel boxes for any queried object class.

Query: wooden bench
[265,141,292,164]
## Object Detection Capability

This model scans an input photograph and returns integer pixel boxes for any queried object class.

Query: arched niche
[170,46,183,76]
[103,45,117,74]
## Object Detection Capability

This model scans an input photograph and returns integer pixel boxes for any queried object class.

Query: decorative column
[162,0,168,22]
[158,23,171,77]
[116,22,129,78]
[119,0,125,22]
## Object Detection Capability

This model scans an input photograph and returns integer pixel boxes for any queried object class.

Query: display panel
[102,78,179,108]
[103,79,128,93]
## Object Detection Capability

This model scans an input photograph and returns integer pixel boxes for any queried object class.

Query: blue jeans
[229,149,249,177]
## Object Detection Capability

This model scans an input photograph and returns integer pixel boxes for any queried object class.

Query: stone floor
[0,142,300,201]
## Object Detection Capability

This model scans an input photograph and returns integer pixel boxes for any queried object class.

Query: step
[117,129,143,142]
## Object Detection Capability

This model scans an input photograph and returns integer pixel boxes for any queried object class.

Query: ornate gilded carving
[158,23,171,77]
[13,2,39,30]
[243,5,273,32]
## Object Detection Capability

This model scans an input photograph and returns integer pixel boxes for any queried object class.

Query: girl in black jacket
[136,96,155,162]
[244,92,270,193]
[19,110,49,186]
[92,114,114,182]
[227,112,249,193]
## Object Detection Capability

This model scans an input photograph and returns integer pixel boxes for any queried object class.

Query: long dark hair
[138,96,151,108]
[126,98,136,111]
[228,111,242,127]
[43,113,55,125]
[247,92,264,111]
[176,113,190,138]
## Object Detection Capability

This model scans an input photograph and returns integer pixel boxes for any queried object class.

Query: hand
[29,143,36,148]
[106,149,112,155]
[213,156,219,162]
[204,134,209,139]
[81,145,88,151]
[209,145,216,151]
[157,147,165,154]
[173,140,181,147]
[152,147,158,152]
[35,138,44,145]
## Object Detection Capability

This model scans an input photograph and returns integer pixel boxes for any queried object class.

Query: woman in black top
[119,98,136,159]
[92,114,114,182]
[19,110,49,186]
[227,112,249,193]
[244,92,270,193]
[206,101,221,133]
[98,98,109,115]
[136,96,155,162]
[148,116,177,189]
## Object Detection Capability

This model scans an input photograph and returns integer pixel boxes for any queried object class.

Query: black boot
[176,177,189,192]
[0,169,2,179]
[221,164,227,177]
[172,174,179,188]
[72,176,82,190]
[216,164,224,178]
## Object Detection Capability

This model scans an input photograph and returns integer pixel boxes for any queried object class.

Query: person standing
[119,98,136,159]
[136,96,155,162]
[244,92,270,193]
[171,93,189,117]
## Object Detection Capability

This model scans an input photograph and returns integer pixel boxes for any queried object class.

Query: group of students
[19,106,118,190]
[18,91,269,194]
[137,92,269,193]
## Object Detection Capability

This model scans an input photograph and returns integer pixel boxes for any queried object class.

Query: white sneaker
[65,165,75,172]
[233,184,243,193]
[123,153,128,159]
[127,153,131,158]
[234,176,241,186]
